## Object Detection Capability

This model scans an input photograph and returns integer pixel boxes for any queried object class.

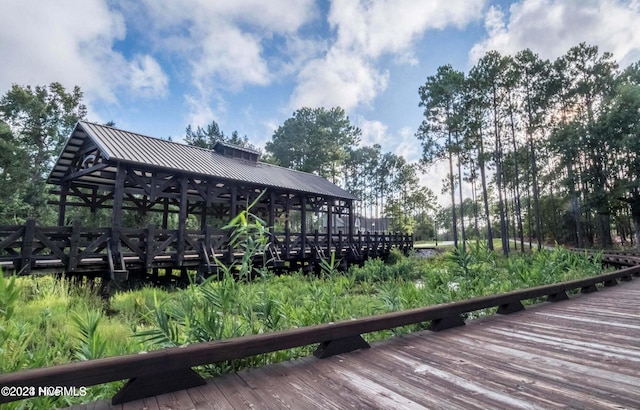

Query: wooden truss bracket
[603,279,618,287]
[111,367,206,405]
[497,300,525,315]
[314,335,371,359]
[581,284,598,294]
[429,315,465,331]
[547,291,569,302]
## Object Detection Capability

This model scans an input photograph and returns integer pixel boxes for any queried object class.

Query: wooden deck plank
[65,278,640,409]
[185,380,235,410]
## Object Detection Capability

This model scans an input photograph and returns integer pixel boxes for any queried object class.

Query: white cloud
[0,0,170,104]
[125,0,318,124]
[470,0,640,67]
[329,0,486,60]
[130,55,169,98]
[358,118,389,146]
[290,0,485,112]
[0,0,123,102]
[291,51,389,110]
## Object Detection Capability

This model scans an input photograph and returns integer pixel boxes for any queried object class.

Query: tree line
[417,42,640,252]
[0,89,433,238]
[4,41,638,251]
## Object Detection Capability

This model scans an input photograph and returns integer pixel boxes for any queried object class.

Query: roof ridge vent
[212,140,260,162]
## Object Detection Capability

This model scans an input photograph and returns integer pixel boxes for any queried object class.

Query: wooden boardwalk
[71,279,640,409]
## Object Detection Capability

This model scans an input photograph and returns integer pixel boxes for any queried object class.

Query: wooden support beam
[497,300,525,314]
[162,198,169,229]
[58,183,68,226]
[327,199,333,256]
[62,163,109,182]
[581,284,598,294]
[429,315,465,331]
[111,163,125,251]
[300,195,307,257]
[145,224,155,268]
[227,185,238,264]
[111,368,206,405]
[547,291,569,302]
[269,191,276,235]
[348,199,354,244]
[177,176,188,266]
[313,335,370,359]
[19,218,36,274]
[68,219,81,272]
[284,195,291,259]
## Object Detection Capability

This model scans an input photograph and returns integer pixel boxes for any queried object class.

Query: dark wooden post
[326,199,333,256]
[145,223,155,269]
[373,231,379,256]
[348,199,355,246]
[284,195,291,259]
[68,219,81,273]
[300,195,307,257]
[176,176,188,266]
[58,182,69,226]
[200,187,208,230]
[365,231,371,257]
[269,191,276,235]
[162,198,169,229]
[227,185,238,263]
[19,218,36,274]
[111,163,125,255]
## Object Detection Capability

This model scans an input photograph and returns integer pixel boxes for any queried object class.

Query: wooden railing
[1,219,412,277]
[1,258,638,405]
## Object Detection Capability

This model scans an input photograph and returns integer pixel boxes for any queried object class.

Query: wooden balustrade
[1,219,413,277]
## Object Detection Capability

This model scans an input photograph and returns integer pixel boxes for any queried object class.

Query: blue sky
[2,0,640,202]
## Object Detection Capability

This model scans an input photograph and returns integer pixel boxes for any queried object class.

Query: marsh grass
[0,238,608,408]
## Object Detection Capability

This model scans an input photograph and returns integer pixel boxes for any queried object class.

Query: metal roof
[48,121,357,200]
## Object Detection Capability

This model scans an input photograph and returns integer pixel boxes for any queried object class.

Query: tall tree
[514,49,553,250]
[466,66,495,249]
[604,62,640,247]
[266,107,361,183]
[417,65,465,248]
[472,51,511,255]
[185,120,255,150]
[0,83,86,222]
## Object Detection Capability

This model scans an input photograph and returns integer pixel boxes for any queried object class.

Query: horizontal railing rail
[1,260,638,405]
[1,219,412,276]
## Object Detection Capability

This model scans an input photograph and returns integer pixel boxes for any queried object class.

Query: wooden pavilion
[1,122,411,283]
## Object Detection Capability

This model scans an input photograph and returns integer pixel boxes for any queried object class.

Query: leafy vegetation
[0,244,606,409]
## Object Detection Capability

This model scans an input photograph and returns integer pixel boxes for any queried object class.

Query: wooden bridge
[0,218,411,282]
[0,121,412,282]
[1,254,639,409]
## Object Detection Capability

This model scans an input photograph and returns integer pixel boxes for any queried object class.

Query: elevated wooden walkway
[1,219,412,281]
[71,277,640,409]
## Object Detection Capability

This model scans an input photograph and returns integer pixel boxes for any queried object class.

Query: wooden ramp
[72,279,640,409]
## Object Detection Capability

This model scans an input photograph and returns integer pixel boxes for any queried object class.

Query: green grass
[0,242,608,409]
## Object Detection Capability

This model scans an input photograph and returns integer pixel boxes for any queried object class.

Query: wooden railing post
[19,218,36,274]
[145,224,155,268]
[68,219,81,273]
